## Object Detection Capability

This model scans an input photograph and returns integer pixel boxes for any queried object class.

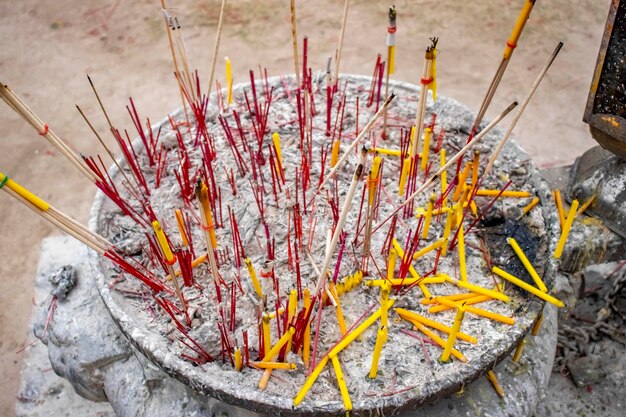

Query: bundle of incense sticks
[0,1,572,414]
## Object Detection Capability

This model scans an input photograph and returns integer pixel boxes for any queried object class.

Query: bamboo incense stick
[382,5,396,139]
[206,0,227,100]
[471,0,536,133]
[333,0,351,88]
[484,42,563,177]
[289,0,301,88]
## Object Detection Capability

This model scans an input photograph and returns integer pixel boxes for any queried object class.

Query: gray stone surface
[19,236,560,417]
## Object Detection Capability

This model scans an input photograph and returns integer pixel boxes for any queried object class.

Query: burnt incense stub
[89,75,558,416]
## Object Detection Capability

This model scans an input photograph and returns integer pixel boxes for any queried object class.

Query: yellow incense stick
[521,197,539,215]
[441,210,454,256]
[365,276,444,287]
[413,239,445,259]
[369,154,382,205]
[286,289,297,352]
[152,220,175,263]
[262,313,271,357]
[475,189,530,198]
[434,297,515,325]
[166,254,208,280]
[486,370,505,398]
[439,304,466,363]
[553,189,566,229]
[440,274,509,302]
[225,57,233,105]
[504,0,535,60]
[396,308,477,344]
[398,156,411,196]
[0,172,50,211]
[492,266,564,307]
[234,347,243,371]
[420,127,432,171]
[421,292,479,305]
[330,139,340,167]
[428,294,491,313]
[576,194,596,217]
[422,194,435,239]
[331,355,352,412]
[252,361,296,370]
[198,181,218,248]
[262,326,295,362]
[272,132,283,167]
[440,149,447,204]
[244,258,263,298]
[554,199,579,259]
[457,223,468,282]
[531,311,543,336]
[369,326,388,378]
[412,320,467,362]
[329,282,348,335]
[452,164,471,202]
[303,288,311,367]
[387,247,397,281]
[471,150,480,188]
[174,209,189,247]
[369,147,402,157]
[512,338,526,362]
[507,237,548,292]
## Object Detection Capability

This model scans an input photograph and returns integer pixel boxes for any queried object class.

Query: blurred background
[0,0,610,415]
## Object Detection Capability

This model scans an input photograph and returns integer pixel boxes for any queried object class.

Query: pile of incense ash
[0,1,581,415]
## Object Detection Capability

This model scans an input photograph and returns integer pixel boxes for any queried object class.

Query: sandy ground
[0,0,610,415]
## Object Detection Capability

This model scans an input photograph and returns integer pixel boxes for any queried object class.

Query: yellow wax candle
[434,297,515,325]
[396,308,477,344]
[486,370,505,398]
[262,326,295,362]
[302,288,311,367]
[234,347,243,371]
[507,237,548,292]
[0,172,50,211]
[251,361,297,370]
[439,303,466,363]
[422,194,435,239]
[413,239,445,259]
[440,149,447,204]
[331,355,353,412]
[512,338,526,362]
[554,199,579,259]
[492,266,564,308]
[457,223,468,282]
[330,139,340,167]
[521,197,540,215]
[471,150,480,188]
[329,282,347,335]
[428,294,491,313]
[531,311,543,336]
[398,156,411,196]
[152,220,175,264]
[412,320,467,362]
[244,258,263,298]
[369,326,388,378]
[174,209,189,247]
[225,57,233,105]
[420,127,432,171]
[440,274,510,302]
[553,189,566,229]
[475,189,531,198]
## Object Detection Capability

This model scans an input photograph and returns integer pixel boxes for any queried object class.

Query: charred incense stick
[471,0,536,133]
[412,38,437,159]
[484,42,563,177]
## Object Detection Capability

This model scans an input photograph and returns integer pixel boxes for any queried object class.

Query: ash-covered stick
[373,100,518,233]
[471,0,536,133]
[314,148,367,296]
[317,94,395,194]
[483,42,563,177]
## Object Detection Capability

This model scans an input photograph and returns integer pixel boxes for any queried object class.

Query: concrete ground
[0,0,610,415]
